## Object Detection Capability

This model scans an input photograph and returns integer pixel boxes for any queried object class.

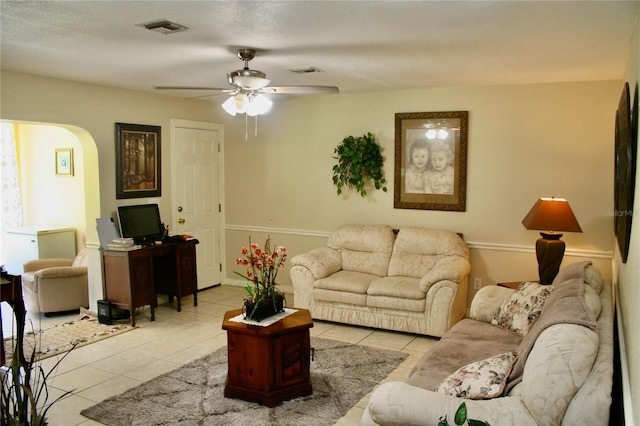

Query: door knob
[178,218,186,224]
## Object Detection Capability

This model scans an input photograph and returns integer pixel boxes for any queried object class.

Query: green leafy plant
[332,132,387,197]
[438,402,491,426]
[1,336,75,425]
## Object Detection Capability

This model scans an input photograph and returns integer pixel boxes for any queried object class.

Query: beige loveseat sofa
[363,261,613,426]
[290,224,470,337]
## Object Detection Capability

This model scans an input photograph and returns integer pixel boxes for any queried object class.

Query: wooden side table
[1,271,27,366]
[222,308,314,407]
[496,281,523,289]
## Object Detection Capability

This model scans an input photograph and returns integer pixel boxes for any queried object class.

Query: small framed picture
[55,148,74,176]
[394,111,468,211]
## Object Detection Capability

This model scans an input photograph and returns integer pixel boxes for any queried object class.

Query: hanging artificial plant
[332,132,387,197]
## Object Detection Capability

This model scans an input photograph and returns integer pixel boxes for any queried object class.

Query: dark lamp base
[535,237,566,285]
[539,232,563,240]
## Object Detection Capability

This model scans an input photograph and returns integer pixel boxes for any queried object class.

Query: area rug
[3,313,133,365]
[81,337,408,425]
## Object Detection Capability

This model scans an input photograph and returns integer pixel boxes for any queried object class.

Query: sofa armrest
[290,247,342,279]
[23,258,73,273]
[35,266,87,279]
[469,286,514,323]
[419,256,470,292]
[363,381,537,426]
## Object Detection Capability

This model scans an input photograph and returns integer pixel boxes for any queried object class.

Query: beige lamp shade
[521,197,582,234]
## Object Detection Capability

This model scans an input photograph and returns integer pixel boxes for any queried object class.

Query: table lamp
[522,197,582,284]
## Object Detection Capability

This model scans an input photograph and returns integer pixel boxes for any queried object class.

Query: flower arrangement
[234,236,287,319]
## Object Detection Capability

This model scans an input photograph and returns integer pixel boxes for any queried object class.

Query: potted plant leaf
[332,132,387,197]
[439,402,491,426]
[1,335,75,424]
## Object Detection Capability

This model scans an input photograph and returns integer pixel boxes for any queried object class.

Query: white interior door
[171,120,223,290]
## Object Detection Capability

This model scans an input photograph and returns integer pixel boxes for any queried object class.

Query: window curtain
[0,123,23,265]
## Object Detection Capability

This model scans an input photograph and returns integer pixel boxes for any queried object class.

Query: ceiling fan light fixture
[247,95,273,116]
[221,96,238,116]
[230,74,270,90]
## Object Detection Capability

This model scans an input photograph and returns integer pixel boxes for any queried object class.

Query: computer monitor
[116,203,164,245]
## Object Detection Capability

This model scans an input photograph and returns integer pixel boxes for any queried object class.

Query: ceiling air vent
[288,66,324,75]
[137,19,190,35]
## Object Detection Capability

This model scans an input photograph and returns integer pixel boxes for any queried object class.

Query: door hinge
[219,263,223,272]
[218,204,222,213]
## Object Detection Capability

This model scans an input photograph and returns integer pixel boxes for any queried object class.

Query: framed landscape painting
[394,111,468,211]
[115,123,161,199]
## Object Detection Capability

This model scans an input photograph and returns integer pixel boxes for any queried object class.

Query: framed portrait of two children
[394,111,468,211]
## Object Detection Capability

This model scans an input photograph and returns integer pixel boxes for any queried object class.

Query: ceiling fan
[154,48,339,116]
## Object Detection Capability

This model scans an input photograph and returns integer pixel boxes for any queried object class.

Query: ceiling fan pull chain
[255,115,259,137]
[244,113,248,141]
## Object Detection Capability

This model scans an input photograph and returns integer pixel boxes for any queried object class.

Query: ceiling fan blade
[154,86,234,92]
[262,86,339,95]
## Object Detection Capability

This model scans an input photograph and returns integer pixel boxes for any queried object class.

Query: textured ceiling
[1,1,639,100]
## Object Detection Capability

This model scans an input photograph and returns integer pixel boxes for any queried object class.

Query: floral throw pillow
[434,352,517,399]
[490,281,553,336]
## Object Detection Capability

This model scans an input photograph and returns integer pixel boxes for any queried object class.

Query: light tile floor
[2,285,438,425]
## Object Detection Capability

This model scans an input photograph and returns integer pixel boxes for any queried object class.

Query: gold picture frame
[394,111,468,211]
[55,148,74,176]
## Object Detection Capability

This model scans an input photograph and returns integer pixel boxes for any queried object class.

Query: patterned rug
[81,337,408,425]
[3,314,133,365]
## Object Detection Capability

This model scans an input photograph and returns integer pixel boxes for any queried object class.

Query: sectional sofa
[363,261,613,425]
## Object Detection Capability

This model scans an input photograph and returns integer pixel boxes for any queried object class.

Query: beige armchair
[21,250,88,315]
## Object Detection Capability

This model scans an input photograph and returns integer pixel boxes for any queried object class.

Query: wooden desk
[102,240,198,326]
[1,271,27,366]
[222,308,313,407]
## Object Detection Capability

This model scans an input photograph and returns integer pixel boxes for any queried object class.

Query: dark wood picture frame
[115,123,161,199]
[394,111,468,211]
[614,83,638,263]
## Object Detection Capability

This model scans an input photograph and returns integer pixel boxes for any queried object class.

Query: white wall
[2,71,618,295]
[615,16,640,426]
[17,124,85,250]
[222,80,618,295]
[1,71,218,310]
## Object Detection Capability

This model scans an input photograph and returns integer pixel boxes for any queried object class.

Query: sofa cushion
[520,323,598,425]
[313,270,380,305]
[367,276,425,299]
[491,282,553,336]
[366,276,426,312]
[388,228,468,278]
[552,260,603,294]
[314,270,377,293]
[327,224,395,276]
[407,318,522,391]
[506,277,598,393]
[435,351,517,399]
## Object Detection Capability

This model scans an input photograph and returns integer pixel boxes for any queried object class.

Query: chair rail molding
[225,224,612,259]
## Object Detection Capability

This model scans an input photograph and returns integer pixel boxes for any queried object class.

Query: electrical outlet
[473,277,482,290]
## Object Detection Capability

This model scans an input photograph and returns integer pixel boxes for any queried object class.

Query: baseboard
[615,290,634,425]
